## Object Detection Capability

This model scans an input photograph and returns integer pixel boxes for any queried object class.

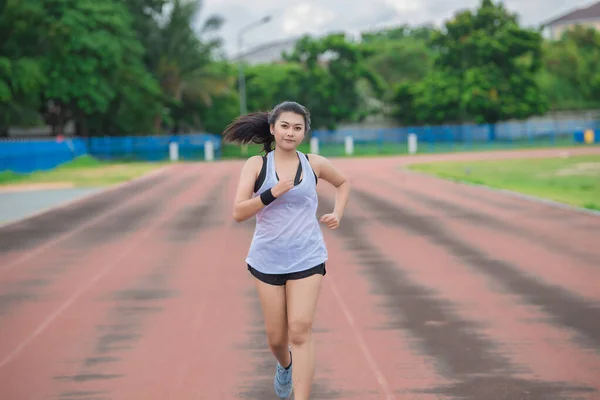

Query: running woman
[224,101,350,399]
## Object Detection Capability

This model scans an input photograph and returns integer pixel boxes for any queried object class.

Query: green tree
[360,37,434,104]
[538,26,600,111]
[394,0,548,136]
[244,63,305,112]
[37,0,163,136]
[145,0,229,133]
[0,0,47,135]
[1,0,230,137]
[122,0,168,67]
[363,40,432,86]
[393,71,462,125]
[359,25,436,121]
[172,61,238,133]
[439,0,547,129]
[196,88,240,134]
[283,33,384,130]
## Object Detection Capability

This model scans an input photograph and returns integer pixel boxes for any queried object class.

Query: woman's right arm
[232,156,265,222]
[232,156,294,222]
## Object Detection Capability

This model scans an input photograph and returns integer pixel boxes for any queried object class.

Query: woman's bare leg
[253,277,292,368]
[285,273,323,400]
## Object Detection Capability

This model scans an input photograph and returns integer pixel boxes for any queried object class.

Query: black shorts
[247,263,326,286]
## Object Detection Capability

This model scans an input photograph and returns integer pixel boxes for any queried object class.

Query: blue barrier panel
[313,118,600,154]
[88,135,172,161]
[87,133,222,161]
[177,133,222,160]
[0,133,223,174]
[0,138,88,173]
[573,129,599,144]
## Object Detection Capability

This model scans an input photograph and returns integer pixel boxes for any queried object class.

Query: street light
[237,15,272,116]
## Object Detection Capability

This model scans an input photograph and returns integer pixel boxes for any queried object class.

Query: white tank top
[246,150,328,274]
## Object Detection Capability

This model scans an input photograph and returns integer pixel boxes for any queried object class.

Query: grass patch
[407,154,600,211]
[0,155,169,188]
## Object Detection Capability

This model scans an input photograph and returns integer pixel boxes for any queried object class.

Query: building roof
[231,38,299,64]
[544,1,600,26]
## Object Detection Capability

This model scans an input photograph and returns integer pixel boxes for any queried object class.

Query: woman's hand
[271,178,294,198]
[320,212,341,230]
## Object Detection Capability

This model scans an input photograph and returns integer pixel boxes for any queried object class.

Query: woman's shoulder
[240,155,265,177]
[244,154,264,167]
[304,153,328,177]
[305,153,324,160]
[305,153,327,166]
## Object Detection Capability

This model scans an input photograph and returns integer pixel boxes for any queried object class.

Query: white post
[169,142,179,162]
[408,133,418,155]
[310,137,319,154]
[204,140,214,161]
[345,136,354,156]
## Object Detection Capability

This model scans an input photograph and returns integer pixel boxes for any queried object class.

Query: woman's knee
[288,319,312,345]
[266,327,288,350]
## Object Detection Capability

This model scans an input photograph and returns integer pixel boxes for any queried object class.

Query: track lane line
[326,275,395,399]
[0,165,198,370]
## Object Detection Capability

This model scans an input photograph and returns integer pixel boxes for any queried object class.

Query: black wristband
[260,188,277,206]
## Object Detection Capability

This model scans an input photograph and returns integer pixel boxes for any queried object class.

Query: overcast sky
[200,0,593,57]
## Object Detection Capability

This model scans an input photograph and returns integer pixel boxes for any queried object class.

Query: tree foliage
[538,26,600,110]
[1,0,597,137]
[39,0,164,135]
[1,0,227,136]
[394,0,548,132]
[282,33,385,130]
[0,0,47,133]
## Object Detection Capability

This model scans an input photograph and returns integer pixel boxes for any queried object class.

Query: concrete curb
[0,164,175,229]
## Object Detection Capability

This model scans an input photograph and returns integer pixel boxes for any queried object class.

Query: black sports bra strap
[305,153,318,185]
[254,155,267,193]
[293,161,302,185]
[274,159,302,184]
[253,152,318,193]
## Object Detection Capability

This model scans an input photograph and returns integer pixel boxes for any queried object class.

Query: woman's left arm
[309,154,350,230]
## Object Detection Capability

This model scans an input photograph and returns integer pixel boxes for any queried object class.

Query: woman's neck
[273,146,297,161]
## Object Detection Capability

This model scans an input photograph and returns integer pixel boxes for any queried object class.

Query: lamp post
[237,15,272,116]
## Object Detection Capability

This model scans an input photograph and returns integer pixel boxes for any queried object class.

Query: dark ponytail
[222,101,311,154]
[222,111,273,154]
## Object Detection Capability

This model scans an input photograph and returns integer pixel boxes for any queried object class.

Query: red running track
[0,147,599,399]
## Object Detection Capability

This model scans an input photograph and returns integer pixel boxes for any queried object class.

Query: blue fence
[0,138,88,174]
[312,119,600,150]
[0,133,222,174]
[87,133,221,162]
[1,118,599,174]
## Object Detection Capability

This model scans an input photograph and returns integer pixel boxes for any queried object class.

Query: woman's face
[271,111,306,151]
